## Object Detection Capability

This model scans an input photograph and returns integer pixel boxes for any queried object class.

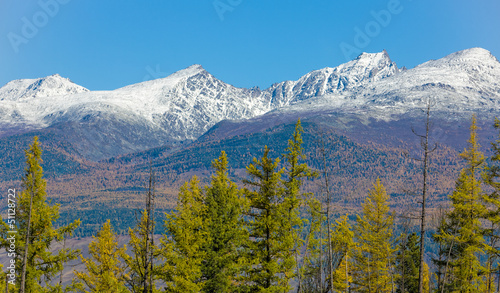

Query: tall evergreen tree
[201,151,246,292]
[351,178,395,293]
[0,136,80,293]
[243,146,287,291]
[160,152,245,292]
[282,119,317,291]
[159,177,206,292]
[433,114,488,292]
[73,220,129,293]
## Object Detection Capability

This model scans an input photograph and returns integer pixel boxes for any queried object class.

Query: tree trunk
[20,175,35,293]
[418,102,432,293]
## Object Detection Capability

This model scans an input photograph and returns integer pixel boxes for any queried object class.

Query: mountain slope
[266,47,500,122]
[0,74,89,101]
[0,48,499,161]
[265,50,399,106]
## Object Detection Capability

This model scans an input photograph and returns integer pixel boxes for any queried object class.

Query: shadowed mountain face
[0,48,499,235]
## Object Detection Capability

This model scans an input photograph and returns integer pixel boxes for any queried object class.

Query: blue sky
[1,0,499,90]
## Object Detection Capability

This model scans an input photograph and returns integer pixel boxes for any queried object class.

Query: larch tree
[159,176,206,292]
[73,220,129,293]
[281,119,317,291]
[351,178,395,293]
[242,146,290,292]
[0,136,80,293]
[433,114,488,292]
[201,151,246,292]
[160,152,245,292]
[329,215,354,293]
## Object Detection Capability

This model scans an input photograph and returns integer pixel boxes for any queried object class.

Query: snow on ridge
[0,74,89,101]
[263,49,399,107]
[263,48,500,122]
[116,64,207,92]
[1,47,499,141]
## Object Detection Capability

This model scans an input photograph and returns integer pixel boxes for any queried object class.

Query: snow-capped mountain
[0,74,89,101]
[0,65,273,142]
[112,65,272,140]
[1,47,499,160]
[265,50,399,106]
[269,47,500,121]
[355,47,500,114]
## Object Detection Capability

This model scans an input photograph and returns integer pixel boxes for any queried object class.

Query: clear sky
[1,0,499,91]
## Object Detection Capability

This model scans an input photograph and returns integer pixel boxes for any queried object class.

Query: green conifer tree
[351,178,395,293]
[202,151,246,292]
[159,176,206,292]
[0,136,80,293]
[433,114,488,292]
[73,220,128,293]
[282,119,317,291]
[395,233,420,293]
[160,152,245,292]
[243,146,291,291]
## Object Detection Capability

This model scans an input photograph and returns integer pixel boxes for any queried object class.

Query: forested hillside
[1,116,500,292]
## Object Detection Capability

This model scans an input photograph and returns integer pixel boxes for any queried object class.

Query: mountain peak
[0,74,88,101]
[354,50,394,64]
[187,64,204,70]
[416,47,500,72]
[117,64,210,92]
[171,64,206,79]
[449,47,499,63]
[334,49,398,82]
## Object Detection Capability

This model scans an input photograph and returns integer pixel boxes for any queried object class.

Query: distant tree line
[1,115,500,293]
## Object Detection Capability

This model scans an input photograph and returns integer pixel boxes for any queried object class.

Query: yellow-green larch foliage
[243,146,291,292]
[202,151,246,292]
[282,119,317,289]
[422,262,430,293]
[0,264,6,291]
[330,215,354,293]
[434,114,488,292]
[351,178,395,293]
[0,136,80,293]
[159,176,206,293]
[160,151,245,293]
[73,220,128,293]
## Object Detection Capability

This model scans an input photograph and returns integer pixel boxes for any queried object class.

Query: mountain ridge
[1,47,499,160]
